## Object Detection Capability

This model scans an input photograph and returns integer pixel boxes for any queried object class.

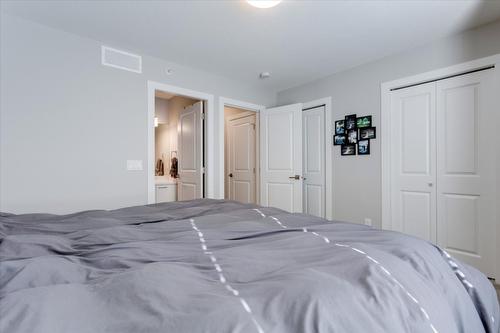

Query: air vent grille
[101,46,142,74]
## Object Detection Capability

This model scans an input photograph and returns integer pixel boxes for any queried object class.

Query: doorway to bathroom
[148,82,214,204]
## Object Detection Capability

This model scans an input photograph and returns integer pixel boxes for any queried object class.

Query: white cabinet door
[436,70,496,277]
[303,106,325,218]
[260,103,303,213]
[177,101,203,201]
[156,184,177,203]
[228,114,256,204]
[390,82,437,242]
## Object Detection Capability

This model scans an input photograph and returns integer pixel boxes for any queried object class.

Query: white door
[228,114,256,204]
[302,106,325,218]
[436,70,496,277]
[390,82,437,242]
[177,101,203,201]
[260,103,303,212]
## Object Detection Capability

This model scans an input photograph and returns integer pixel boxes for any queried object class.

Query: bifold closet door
[436,70,496,277]
[390,82,437,243]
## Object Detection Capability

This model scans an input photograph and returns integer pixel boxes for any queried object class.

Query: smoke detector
[259,72,271,79]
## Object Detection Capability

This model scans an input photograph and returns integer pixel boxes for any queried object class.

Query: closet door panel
[436,70,496,277]
[390,82,436,243]
[400,191,433,241]
[443,194,479,254]
[442,85,478,174]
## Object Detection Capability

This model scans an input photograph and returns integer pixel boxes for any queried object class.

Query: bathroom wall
[154,97,169,171]
[155,97,169,124]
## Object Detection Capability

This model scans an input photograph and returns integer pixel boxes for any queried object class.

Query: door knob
[229,173,233,178]
[428,182,433,187]
[289,175,300,180]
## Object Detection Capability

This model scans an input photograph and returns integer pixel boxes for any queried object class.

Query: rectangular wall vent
[101,46,142,73]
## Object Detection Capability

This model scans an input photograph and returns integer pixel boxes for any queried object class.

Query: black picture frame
[335,120,345,135]
[345,114,357,130]
[358,139,370,155]
[359,127,376,140]
[334,135,346,145]
[347,129,358,144]
[356,115,372,128]
[341,144,356,156]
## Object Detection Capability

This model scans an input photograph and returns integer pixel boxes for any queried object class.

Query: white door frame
[147,81,215,203]
[381,54,500,279]
[218,97,265,202]
[302,97,333,220]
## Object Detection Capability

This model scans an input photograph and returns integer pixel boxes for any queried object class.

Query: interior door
[228,114,256,204]
[177,101,203,201]
[436,70,496,277]
[303,106,325,218]
[260,103,303,212]
[390,82,437,242]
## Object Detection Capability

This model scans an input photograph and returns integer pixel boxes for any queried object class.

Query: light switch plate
[127,160,143,171]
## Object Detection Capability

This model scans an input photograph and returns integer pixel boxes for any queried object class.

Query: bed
[1,199,498,333]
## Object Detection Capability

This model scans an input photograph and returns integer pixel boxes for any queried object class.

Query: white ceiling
[3,0,500,92]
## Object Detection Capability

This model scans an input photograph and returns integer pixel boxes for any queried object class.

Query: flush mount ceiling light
[247,0,282,9]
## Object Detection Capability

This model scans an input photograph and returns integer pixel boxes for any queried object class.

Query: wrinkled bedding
[0,199,498,333]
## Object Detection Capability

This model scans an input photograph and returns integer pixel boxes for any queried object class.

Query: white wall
[0,14,275,214]
[277,19,500,228]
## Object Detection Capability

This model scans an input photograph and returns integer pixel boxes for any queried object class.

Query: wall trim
[302,97,334,220]
[147,81,215,203]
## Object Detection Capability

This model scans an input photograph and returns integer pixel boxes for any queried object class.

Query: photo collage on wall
[334,114,376,156]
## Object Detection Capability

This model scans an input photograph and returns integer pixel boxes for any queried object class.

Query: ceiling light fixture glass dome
[247,1,282,9]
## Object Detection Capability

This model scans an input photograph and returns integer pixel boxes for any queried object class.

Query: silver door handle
[428,182,433,187]
[289,175,300,180]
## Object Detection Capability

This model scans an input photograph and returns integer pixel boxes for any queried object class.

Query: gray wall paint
[277,19,500,228]
[0,14,275,214]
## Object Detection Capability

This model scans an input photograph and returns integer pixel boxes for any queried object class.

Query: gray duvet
[0,199,498,333]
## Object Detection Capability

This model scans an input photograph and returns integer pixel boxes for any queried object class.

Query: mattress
[0,199,498,333]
